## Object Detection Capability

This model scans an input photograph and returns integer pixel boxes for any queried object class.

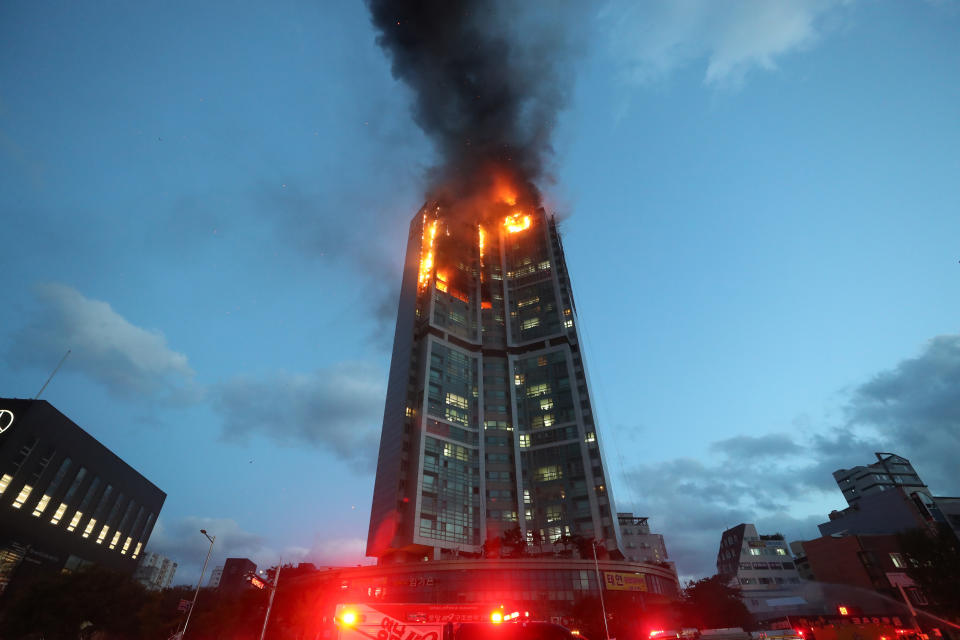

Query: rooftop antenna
[35,349,71,400]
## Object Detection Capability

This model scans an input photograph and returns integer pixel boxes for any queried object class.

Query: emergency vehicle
[334,603,578,640]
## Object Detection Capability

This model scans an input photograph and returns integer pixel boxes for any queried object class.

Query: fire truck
[334,603,578,640]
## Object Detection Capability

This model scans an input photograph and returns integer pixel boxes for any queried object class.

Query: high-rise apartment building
[368,204,623,563]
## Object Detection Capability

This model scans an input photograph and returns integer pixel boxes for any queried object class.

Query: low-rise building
[716,523,811,620]
[617,513,670,564]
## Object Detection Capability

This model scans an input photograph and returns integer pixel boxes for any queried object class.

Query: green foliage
[898,524,960,616]
[1,566,151,639]
[676,575,754,631]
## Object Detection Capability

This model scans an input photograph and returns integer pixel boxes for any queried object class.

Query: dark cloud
[5,283,196,400]
[211,363,385,470]
[619,334,960,579]
[366,0,584,207]
[846,334,960,495]
[710,433,802,458]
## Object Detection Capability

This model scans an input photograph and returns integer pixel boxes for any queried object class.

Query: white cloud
[605,0,849,87]
[7,283,195,398]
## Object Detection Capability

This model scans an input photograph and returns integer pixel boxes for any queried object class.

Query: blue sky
[2,1,959,584]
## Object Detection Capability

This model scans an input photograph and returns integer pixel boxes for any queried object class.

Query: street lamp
[181,529,215,640]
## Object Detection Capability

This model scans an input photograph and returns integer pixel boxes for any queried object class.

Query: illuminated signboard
[603,571,647,592]
[0,410,13,434]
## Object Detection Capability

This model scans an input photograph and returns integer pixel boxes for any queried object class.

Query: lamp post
[181,529,215,640]
[592,540,611,640]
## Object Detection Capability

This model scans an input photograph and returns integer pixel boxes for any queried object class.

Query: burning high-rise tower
[367,183,625,563]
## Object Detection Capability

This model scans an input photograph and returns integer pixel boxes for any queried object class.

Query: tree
[483,535,502,558]
[0,566,151,639]
[501,526,527,557]
[898,524,960,617]
[676,575,753,630]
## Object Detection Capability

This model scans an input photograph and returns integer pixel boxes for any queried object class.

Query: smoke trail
[366,0,574,206]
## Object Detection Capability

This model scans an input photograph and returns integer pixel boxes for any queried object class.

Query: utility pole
[259,560,282,640]
[592,540,611,640]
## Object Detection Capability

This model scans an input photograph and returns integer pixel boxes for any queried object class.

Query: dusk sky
[2,1,959,585]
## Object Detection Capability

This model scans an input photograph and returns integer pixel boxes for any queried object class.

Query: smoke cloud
[366,0,576,207]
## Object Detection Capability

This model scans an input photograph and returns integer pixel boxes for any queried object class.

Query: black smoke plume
[366,0,574,207]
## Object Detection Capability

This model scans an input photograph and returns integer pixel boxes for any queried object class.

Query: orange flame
[418,217,439,290]
[503,212,531,233]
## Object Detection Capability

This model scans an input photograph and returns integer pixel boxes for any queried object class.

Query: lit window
[526,383,550,397]
[121,537,132,555]
[32,494,52,517]
[518,297,539,308]
[776,548,787,556]
[132,542,142,559]
[67,511,83,532]
[445,393,469,410]
[519,434,530,448]
[82,518,97,538]
[523,489,532,505]
[546,506,562,523]
[890,553,906,568]
[564,320,573,329]
[749,548,762,556]
[12,485,33,509]
[514,374,524,386]
[0,474,12,495]
[50,503,68,525]
[96,525,110,544]
[405,406,414,418]
[109,531,121,549]
[584,433,596,443]
[542,414,554,427]
[521,318,540,330]
[538,261,550,271]
[535,465,562,482]
[540,398,553,410]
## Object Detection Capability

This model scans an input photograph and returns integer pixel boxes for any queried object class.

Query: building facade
[717,524,809,619]
[368,205,625,563]
[134,552,178,590]
[0,398,166,596]
[833,452,930,506]
[219,557,257,594]
[618,513,670,564]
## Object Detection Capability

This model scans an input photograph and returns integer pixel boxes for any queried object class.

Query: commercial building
[134,552,178,590]
[368,204,627,563]
[0,398,166,596]
[716,523,811,619]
